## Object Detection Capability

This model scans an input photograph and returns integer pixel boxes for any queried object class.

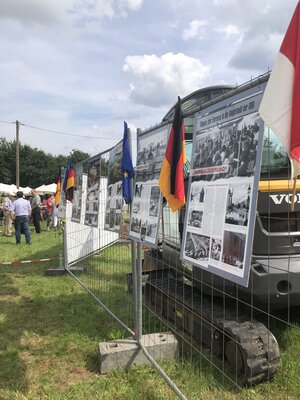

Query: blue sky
[0,0,298,156]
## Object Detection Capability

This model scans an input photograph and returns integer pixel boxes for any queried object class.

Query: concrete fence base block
[45,266,86,276]
[99,332,178,374]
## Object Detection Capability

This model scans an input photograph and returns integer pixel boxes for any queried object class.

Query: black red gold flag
[158,96,186,211]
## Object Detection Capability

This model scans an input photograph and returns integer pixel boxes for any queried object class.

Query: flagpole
[291,177,297,211]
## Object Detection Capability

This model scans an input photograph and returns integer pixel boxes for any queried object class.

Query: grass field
[1,222,300,399]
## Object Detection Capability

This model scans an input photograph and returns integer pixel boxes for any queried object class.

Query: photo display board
[71,163,83,223]
[84,155,101,227]
[104,141,124,233]
[129,124,170,246]
[57,166,67,220]
[181,81,267,287]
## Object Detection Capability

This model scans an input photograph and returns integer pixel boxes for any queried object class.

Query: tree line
[0,137,90,188]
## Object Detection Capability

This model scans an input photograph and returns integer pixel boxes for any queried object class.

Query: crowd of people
[193,122,259,179]
[1,189,58,245]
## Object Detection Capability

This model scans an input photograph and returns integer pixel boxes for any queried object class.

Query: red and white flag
[259,1,300,178]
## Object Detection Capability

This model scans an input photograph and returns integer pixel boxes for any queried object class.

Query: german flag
[66,166,75,201]
[159,96,186,212]
[55,173,61,207]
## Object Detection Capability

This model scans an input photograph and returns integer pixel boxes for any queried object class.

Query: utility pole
[16,120,20,188]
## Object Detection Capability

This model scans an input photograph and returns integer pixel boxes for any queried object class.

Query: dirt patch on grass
[57,365,94,390]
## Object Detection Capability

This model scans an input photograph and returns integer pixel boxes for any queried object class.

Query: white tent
[22,186,33,196]
[35,183,57,195]
[0,183,13,195]
[0,183,32,196]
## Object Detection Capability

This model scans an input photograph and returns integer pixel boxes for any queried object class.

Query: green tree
[0,137,14,183]
[0,138,91,187]
[69,149,90,165]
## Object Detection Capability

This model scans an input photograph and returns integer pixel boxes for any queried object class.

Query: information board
[129,124,169,246]
[104,141,124,233]
[84,155,101,227]
[181,82,266,287]
[71,163,83,223]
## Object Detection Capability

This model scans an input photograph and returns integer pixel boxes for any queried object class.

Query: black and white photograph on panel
[181,81,266,287]
[190,181,206,203]
[188,209,203,228]
[109,209,116,229]
[136,125,169,183]
[115,212,122,227]
[140,220,147,240]
[146,223,158,239]
[225,183,251,226]
[129,124,168,246]
[85,155,101,227]
[104,141,124,233]
[184,232,210,262]
[71,164,83,223]
[57,167,67,219]
[134,183,144,198]
[132,201,141,214]
[149,186,160,217]
[222,230,245,268]
[210,238,222,261]
[131,217,142,234]
[107,141,123,186]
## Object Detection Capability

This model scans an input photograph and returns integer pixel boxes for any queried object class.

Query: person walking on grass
[3,192,14,236]
[31,189,41,233]
[11,191,31,245]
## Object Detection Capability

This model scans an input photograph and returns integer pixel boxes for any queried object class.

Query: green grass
[0,224,300,399]
[0,221,62,264]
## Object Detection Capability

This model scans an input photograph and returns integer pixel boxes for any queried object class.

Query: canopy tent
[0,183,32,196]
[35,183,57,195]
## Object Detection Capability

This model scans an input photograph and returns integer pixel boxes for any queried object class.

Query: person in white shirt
[11,191,32,245]
[3,193,14,236]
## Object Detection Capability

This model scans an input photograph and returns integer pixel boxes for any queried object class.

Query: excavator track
[144,270,280,386]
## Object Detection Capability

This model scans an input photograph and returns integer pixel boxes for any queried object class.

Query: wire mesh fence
[61,75,300,399]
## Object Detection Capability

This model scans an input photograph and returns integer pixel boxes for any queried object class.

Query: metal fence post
[131,240,138,334]
[63,220,68,270]
[136,240,143,342]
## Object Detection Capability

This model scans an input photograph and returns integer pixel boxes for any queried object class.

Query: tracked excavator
[142,72,297,386]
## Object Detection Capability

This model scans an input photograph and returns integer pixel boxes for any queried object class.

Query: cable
[0,120,15,125]
[0,120,137,140]
[22,123,120,141]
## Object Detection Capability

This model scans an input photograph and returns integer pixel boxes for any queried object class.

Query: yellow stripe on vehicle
[259,180,300,192]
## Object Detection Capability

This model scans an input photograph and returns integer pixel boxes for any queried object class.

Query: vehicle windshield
[260,127,291,180]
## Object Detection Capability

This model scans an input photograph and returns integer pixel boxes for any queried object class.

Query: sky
[0,0,298,158]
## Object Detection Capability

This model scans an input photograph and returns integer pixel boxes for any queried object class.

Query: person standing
[11,191,31,245]
[50,194,58,230]
[3,193,14,236]
[46,194,54,230]
[31,189,41,233]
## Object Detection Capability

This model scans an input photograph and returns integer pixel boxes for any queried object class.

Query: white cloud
[0,0,298,158]
[215,24,241,37]
[182,20,207,40]
[121,0,143,11]
[229,32,283,72]
[0,0,67,25]
[123,52,210,106]
[0,0,143,27]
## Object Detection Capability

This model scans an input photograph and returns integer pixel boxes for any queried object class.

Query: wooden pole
[16,120,20,189]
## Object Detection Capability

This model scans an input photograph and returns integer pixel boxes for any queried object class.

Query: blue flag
[63,159,71,194]
[121,121,134,204]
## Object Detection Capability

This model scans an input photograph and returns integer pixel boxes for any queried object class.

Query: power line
[22,123,120,140]
[0,120,15,125]
[0,120,137,140]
